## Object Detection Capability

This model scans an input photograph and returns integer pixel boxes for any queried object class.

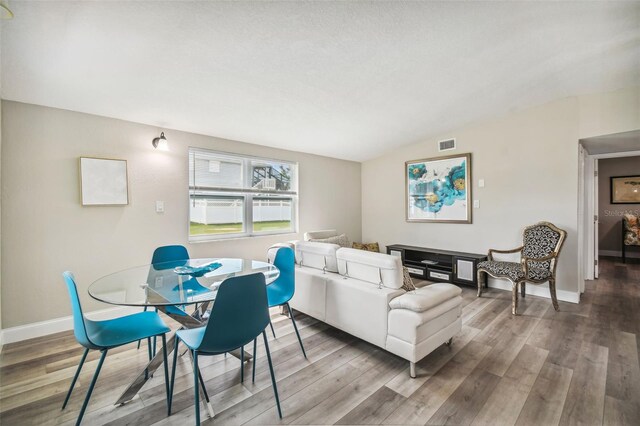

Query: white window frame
[188,147,299,242]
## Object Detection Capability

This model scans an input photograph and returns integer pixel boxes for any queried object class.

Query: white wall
[362,87,640,296]
[0,101,361,328]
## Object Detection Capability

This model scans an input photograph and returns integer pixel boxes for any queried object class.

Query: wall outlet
[156,201,164,213]
[473,200,480,208]
[478,179,485,188]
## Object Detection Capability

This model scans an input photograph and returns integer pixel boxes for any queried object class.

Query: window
[189,148,298,241]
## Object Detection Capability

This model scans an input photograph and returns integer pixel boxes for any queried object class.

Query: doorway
[578,130,640,291]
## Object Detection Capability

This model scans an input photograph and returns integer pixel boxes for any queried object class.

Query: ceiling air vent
[438,138,456,152]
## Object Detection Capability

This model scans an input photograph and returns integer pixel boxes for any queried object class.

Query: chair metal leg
[521,282,526,298]
[193,351,200,426]
[62,348,89,409]
[269,321,276,338]
[477,270,483,297]
[286,303,307,358]
[252,338,257,383]
[549,278,559,311]
[138,306,149,349]
[169,338,180,415]
[75,349,107,426]
[187,348,213,419]
[511,282,518,315]
[152,336,157,358]
[240,345,244,383]
[262,331,282,419]
[198,368,210,403]
[145,337,152,379]
[161,334,170,416]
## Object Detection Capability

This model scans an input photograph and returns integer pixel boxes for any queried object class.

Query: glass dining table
[89,258,279,407]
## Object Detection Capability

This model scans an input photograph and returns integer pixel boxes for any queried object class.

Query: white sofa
[283,239,462,377]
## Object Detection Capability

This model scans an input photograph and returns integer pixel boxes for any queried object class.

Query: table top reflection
[88,258,279,307]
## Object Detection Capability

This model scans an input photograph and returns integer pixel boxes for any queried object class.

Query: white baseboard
[0,306,140,346]
[599,249,640,259]
[487,279,580,304]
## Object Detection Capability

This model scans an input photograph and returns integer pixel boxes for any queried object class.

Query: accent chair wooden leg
[477,270,483,297]
[521,282,526,298]
[409,362,416,378]
[549,278,559,311]
[511,282,518,315]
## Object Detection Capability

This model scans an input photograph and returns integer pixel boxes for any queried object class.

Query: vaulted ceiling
[2,1,639,161]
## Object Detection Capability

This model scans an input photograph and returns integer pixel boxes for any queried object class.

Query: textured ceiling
[2,1,639,161]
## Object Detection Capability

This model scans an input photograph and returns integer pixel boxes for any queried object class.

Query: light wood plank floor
[1,258,638,425]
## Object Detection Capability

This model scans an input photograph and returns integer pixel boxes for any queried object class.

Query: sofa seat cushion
[389,283,461,312]
[336,247,403,289]
[295,241,340,272]
[388,296,462,344]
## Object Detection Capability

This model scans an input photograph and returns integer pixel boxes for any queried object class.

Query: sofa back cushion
[304,229,338,241]
[295,241,340,272]
[336,248,403,289]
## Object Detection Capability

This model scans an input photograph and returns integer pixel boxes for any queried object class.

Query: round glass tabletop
[89,258,279,307]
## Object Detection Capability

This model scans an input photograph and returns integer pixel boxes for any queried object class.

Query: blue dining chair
[169,273,282,425]
[138,245,194,353]
[61,272,171,425]
[263,247,306,352]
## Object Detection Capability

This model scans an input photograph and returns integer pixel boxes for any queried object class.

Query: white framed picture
[80,157,129,206]
[405,153,471,223]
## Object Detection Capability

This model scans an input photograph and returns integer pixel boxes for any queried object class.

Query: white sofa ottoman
[386,283,462,377]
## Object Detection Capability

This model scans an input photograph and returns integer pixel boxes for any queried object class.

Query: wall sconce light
[152,132,169,151]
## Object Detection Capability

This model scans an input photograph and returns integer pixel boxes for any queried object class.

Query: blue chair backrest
[198,273,269,353]
[62,272,97,349]
[272,246,296,300]
[151,245,190,269]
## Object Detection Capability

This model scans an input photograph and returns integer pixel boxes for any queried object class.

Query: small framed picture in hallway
[611,175,640,204]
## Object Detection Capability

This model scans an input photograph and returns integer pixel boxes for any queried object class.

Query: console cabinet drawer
[427,269,452,282]
[406,266,426,279]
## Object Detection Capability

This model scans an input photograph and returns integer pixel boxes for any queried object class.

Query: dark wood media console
[386,244,487,287]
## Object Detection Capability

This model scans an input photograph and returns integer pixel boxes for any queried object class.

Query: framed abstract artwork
[610,175,640,204]
[406,153,471,223]
[80,157,129,206]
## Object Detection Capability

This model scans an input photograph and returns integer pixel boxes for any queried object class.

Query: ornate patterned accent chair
[476,221,567,315]
[622,213,640,263]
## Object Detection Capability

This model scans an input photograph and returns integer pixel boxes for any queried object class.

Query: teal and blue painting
[407,156,469,221]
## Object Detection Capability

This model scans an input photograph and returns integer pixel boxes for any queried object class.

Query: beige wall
[362,87,640,295]
[0,101,361,328]
[598,156,640,253]
[0,98,3,338]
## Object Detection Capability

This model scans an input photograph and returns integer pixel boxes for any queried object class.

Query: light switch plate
[473,200,480,208]
[156,201,164,213]
[479,179,485,188]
